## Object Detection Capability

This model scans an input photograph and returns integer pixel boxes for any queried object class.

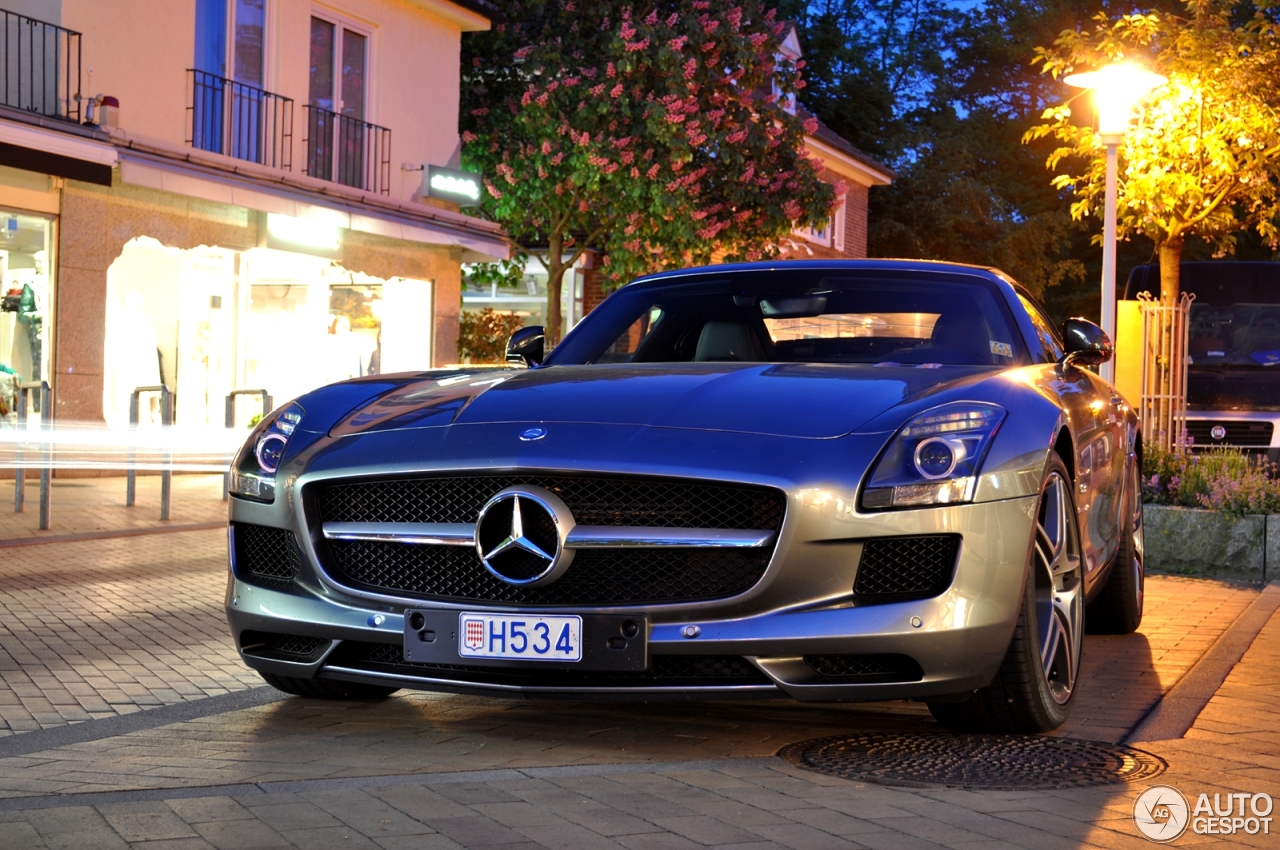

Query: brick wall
[842,182,869,258]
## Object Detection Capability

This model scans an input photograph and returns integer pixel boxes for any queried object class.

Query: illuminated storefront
[0,209,54,420]
[462,255,586,336]
[103,224,435,429]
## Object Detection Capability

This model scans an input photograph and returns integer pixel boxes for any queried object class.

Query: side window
[597,307,664,363]
[1017,294,1064,363]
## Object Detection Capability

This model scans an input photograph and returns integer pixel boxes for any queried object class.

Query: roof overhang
[804,136,893,188]
[0,119,116,185]
[118,151,508,263]
[403,0,493,31]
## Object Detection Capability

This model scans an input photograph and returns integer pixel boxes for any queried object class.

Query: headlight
[861,402,1005,510]
[230,401,305,502]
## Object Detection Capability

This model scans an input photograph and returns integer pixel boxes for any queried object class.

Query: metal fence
[0,8,81,122]
[1138,292,1194,453]
[303,105,391,194]
[188,69,293,170]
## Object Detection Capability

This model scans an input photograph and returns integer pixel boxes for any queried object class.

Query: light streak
[0,423,246,471]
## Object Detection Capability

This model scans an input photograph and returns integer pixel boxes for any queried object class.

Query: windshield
[546,270,1026,368]
[1191,302,1280,367]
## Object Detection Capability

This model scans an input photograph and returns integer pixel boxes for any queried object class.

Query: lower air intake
[232,523,302,588]
[853,534,960,602]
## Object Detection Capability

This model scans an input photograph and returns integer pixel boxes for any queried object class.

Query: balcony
[0,8,81,122]
[303,105,390,195]
[186,70,293,169]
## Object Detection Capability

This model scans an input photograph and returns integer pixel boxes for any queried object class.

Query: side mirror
[1059,317,1113,370]
[505,325,545,368]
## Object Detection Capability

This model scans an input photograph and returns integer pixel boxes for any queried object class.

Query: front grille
[240,631,329,662]
[853,535,959,602]
[323,541,772,605]
[330,641,773,687]
[232,523,302,587]
[315,474,786,529]
[1185,420,1274,447]
[313,474,786,606]
[804,654,924,683]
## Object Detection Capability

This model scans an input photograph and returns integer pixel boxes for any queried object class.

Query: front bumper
[226,489,1037,703]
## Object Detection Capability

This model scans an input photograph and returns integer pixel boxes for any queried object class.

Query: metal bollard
[127,385,173,520]
[223,389,273,499]
[13,381,51,529]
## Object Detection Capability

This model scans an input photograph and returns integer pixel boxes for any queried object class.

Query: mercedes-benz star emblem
[475,486,576,585]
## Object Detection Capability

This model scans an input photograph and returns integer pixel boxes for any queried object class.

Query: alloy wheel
[1032,472,1084,706]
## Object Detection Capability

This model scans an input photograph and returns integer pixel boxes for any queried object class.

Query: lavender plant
[1141,444,1280,518]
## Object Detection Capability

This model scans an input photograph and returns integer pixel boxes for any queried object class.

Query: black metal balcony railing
[303,105,390,194]
[187,70,293,169]
[0,9,81,122]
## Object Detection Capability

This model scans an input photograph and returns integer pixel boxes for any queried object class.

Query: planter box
[1142,505,1279,583]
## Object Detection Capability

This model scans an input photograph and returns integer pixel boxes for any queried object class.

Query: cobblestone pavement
[0,526,1274,848]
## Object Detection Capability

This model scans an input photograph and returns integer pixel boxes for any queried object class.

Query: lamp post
[1063,63,1166,383]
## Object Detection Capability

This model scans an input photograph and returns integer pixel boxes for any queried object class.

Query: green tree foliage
[779,0,1106,301]
[1027,0,1280,306]
[461,0,837,343]
[458,308,528,364]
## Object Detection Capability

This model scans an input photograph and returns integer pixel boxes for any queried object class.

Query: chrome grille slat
[310,474,786,605]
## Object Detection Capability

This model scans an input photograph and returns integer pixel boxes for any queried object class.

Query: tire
[259,672,399,700]
[928,454,1085,733]
[1086,455,1145,634]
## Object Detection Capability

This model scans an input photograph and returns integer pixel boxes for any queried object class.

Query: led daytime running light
[901,408,1001,438]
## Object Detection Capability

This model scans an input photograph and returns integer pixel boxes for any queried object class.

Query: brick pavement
[0,529,256,734]
[0,526,1273,847]
[0,474,226,540]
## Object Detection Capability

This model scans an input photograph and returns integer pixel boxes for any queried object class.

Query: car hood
[330,363,994,440]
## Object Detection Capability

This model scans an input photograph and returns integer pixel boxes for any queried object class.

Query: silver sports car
[225,259,1144,733]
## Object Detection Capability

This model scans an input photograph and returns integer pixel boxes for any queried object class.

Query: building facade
[0,0,504,430]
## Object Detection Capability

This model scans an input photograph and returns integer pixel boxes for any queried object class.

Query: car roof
[624,258,1008,289]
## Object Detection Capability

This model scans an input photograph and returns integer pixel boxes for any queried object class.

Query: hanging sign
[426,166,482,206]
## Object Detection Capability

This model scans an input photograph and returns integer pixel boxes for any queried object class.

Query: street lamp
[1063,63,1166,383]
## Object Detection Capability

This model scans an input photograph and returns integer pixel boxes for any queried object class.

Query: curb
[1124,581,1280,743]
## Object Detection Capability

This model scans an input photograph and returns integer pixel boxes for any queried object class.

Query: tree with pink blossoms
[461,0,838,343]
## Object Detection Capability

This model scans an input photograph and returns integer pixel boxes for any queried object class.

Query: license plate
[458,612,582,662]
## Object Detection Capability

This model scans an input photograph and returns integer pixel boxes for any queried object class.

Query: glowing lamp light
[266,213,342,252]
[1061,62,1166,385]
[1063,63,1167,137]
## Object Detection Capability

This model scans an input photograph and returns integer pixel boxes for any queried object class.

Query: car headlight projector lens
[862,402,1005,510]
[914,437,961,479]
[230,401,305,502]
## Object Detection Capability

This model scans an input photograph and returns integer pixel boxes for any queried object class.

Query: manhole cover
[779,732,1167,790]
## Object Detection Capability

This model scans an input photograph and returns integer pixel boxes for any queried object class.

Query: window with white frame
[306,9,375,188]
[795,195,846,251]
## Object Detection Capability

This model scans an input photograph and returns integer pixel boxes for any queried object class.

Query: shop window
[104,238,432,430]
[0,210,54,426]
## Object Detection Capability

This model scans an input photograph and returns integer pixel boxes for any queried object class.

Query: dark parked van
[1126,261,1280,459]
